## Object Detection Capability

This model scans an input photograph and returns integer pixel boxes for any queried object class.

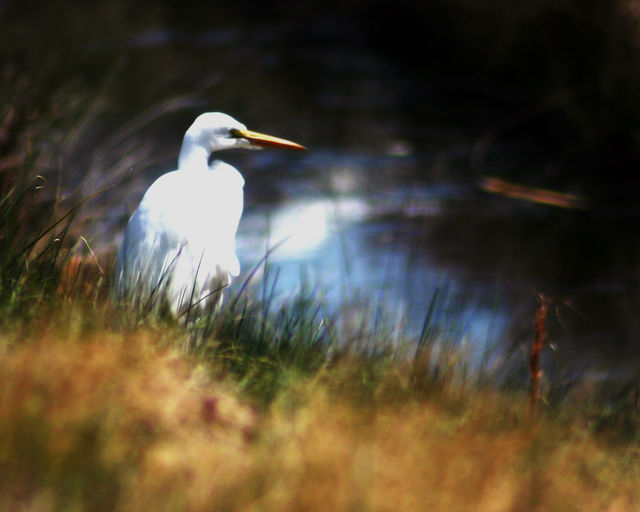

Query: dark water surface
[8,3,639,380]
[110,21,640,380]
[233,148,640,381]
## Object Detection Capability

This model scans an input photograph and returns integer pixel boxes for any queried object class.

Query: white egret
[114,112,305,316]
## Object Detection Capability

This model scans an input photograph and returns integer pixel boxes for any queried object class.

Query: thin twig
[530,294,551,415]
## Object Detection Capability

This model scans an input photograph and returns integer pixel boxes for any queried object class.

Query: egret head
[185,112,250,152]
[185,112,307,154]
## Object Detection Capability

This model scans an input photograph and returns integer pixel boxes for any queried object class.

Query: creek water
[60,15,640,381]
[222,146,640,380]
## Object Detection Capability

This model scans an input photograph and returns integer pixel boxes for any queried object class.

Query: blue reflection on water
[236,192,511,361]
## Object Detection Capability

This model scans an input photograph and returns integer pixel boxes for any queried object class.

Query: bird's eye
[229,128,243,138]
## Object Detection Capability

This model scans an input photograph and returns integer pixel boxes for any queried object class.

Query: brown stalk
[529,294,550,415]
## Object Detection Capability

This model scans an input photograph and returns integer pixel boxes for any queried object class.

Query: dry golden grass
[0,330,256,511]
[256,382,640,512]
[1,329,639,511]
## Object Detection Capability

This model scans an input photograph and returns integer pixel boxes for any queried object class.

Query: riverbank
[1,291,639,511]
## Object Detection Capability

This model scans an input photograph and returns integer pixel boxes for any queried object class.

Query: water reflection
[236,188,511,360]
[238,196,368,261]
[13,2,635,380]
[234,172,640,378]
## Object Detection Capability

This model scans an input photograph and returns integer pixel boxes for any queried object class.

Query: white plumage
[114,112,305,316]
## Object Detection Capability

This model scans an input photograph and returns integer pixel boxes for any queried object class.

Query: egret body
[114,112,305,316]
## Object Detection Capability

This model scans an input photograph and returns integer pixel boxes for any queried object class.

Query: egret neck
[177,137,211,172]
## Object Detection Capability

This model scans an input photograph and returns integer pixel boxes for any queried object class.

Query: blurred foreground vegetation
[1,179,640,511]
[3,323,640,511]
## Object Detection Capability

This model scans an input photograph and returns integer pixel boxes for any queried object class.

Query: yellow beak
[231,128,307,151]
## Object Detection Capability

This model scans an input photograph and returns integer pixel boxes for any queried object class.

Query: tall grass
[2,176,640,511]
[0,176,68,324]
